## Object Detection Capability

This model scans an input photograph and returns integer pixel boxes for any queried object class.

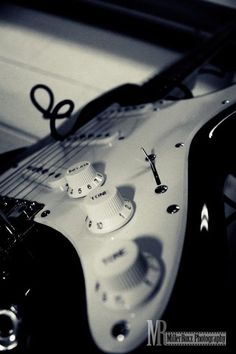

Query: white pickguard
[1,84,236,353]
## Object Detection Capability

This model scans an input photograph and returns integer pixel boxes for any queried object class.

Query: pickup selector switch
[66,161,105,198]
[84,186,134,233]
[94,240,161,309]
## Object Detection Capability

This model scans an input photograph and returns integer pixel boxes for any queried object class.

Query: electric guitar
[0,26,236,353]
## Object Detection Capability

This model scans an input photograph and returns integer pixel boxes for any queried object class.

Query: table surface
[0,3,181,152]
[0,2,234,154]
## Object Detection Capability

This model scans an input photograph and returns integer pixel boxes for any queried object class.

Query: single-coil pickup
[69,131,119,147]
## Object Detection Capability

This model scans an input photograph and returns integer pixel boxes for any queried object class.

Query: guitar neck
[141,23,235,101]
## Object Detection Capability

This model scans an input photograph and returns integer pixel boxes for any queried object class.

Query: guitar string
[0,110,105,191]
[2,103,146,199]
[5,112,116,198]
[20,104,153,200]
[8,111,118,198]
[0,117,98,194]
[0,141,58,189]
[1,103,143,195]
[17,115,117,199]
[0,106,116,194]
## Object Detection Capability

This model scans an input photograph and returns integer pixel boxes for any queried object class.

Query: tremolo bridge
[0,196,44,257]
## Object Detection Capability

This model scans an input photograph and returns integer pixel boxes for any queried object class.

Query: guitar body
[1,83,236,353]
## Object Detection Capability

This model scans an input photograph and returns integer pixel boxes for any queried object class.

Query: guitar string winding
[2,112,114,197]
[2,110,117,199]
[0,83,193,196]
[19,115,116,199]
[0,141,61,190]
[0,83,110,192]
[21,112,117,198]
[0,114,101,193]
[1,122,109,198]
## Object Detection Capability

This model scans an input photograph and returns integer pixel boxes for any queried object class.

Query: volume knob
[66,161,105,198]
[94,240,161,309]
[84,186,134,233]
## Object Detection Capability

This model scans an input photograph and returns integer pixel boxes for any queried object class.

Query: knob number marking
[114,295,125,305]
[95,282,100,291]
[68,162,89,174]
[94,241,162,310]
[124,203,132,210]
[97,222,103,230]
[84,186,134,234]
[91,191,107,200]
[66,161,105,198]
[102,248,126,265]
[102,293,108,302]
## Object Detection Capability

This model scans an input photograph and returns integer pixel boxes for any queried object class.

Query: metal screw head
[111,321,130,341]
[41,210,50,218]
[167,204,180,214]
[222,99,230,105]
[155,185,168,194]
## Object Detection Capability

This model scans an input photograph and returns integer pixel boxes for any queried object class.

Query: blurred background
[0,0,236,153]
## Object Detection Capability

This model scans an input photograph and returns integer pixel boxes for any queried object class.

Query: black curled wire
[30,84,75,140]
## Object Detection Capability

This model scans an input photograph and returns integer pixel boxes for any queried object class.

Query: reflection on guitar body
[0,82,236,352]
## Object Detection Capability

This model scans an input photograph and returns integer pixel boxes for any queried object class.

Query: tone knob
[95,240,147,291]
[94,240,161,309]
[66,161,105,198]
[84,186,134,233]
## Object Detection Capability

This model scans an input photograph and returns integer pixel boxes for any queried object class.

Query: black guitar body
[162,103,236,351]
[1,21,236,353]
[1,102,236,354]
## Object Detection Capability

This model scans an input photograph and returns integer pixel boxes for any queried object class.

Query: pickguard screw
[41,210,50,217]
[167,204,180,214]
[112,321,130,341]
[175,142,184,148]
[222,99,230,105]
